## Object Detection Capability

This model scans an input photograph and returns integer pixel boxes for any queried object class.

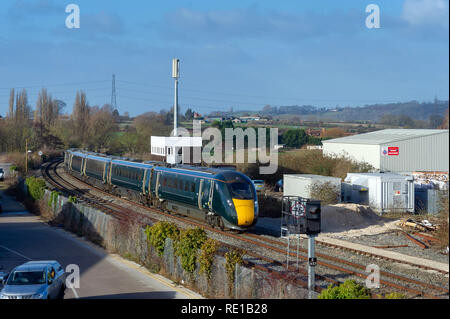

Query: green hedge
[318,280,371,299]
[25,177,46,201]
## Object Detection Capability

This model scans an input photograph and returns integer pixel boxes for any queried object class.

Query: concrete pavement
[0,204,202,299]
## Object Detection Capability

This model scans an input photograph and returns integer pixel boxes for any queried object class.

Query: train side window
[179,179,183,191]
[184,181,189,192]
[191,182,195,193]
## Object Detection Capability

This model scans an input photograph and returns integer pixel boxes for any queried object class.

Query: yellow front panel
[232,199,255,226]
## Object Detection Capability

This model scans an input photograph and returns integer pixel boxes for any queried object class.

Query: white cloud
[402,0,449,28]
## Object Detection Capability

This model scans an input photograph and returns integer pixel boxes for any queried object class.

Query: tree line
[0,88,173,156]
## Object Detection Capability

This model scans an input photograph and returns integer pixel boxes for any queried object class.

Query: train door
[208,181,215,211]
[142,168,148,195]
[82,157,87,176]
[69,154,73,171]
[155,171,161,199]
[199,179,211,210]
[147,168,154,199]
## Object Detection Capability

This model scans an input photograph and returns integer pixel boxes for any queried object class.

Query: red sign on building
[388,147,399,156]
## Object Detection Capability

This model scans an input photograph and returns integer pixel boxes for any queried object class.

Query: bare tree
[8,88,15,119]
[15,89,31,125]
[71,91,90,145]
[87,104,117,152]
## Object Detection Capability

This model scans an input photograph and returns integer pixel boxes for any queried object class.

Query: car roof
[15,261,59,271]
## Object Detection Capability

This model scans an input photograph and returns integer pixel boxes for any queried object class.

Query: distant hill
[209,100,449,123]
[314,101,449,122]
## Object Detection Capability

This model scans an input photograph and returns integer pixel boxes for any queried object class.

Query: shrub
[144,221,179,256]
[25,177,46,201]
[225,249,244,286]
[384,292,407,299]
[68,196,77,203]
[174,228,207,273]
[308,181,340,205]
[198,238,219,280]
[318,280,371,299]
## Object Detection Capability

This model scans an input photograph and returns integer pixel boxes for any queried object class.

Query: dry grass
[3,149,63,175]
[236,149,373,185]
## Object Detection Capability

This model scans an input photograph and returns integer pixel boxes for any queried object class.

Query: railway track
[42,160,323,292]
[42,159,449,299]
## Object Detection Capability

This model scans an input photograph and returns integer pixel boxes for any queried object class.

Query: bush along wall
[34,189,310,299]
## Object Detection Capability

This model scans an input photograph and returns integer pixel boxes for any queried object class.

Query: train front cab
[215,172,258,230]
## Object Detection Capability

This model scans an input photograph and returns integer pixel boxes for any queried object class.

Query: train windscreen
[228,182,253,200]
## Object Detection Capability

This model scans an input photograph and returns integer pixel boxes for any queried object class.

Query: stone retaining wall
[40,189,309,299]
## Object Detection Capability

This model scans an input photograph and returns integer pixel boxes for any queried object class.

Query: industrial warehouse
[322,129,449,173]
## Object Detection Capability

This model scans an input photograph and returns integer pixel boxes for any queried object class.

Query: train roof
[111,159,152,169]
[66,149,251,182]
[85,154,111,162]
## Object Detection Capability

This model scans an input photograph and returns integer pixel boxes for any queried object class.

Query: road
[0,184,202,299]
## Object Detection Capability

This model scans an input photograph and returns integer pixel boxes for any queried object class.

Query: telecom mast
[111,74,117,112]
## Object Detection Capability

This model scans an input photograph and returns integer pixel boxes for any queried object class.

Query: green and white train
[64,149,258,230]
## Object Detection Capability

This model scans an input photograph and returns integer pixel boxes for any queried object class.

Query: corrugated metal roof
[283,174,341,180]
[322,129,448,145]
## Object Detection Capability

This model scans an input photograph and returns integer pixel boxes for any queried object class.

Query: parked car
[252,180,265,192]
[0,260,66,299]
[275,179,283,192]
[0,167,4,181]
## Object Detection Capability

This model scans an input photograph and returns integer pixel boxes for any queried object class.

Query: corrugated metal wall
[380,131,449,172]
[323,143,380,169]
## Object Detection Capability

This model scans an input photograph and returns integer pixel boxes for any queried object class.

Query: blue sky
[0,0,448,117]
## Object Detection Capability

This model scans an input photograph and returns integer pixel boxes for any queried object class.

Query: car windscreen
[7,271,46,285]
[228,182,254,200]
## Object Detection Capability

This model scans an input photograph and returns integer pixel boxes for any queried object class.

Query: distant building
[323,129,449,173]
[239,116,261,122]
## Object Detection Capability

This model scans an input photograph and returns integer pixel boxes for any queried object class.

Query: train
[64,149,258,231]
